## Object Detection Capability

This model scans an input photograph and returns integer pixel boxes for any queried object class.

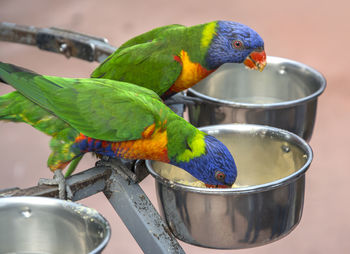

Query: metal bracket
[0,166,112,199]
[104,169,185,254]
[96,157,150,183]
[0,22,116,63]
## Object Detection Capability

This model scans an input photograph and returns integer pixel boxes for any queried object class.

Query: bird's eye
[232,40,243,49]
[215,171,226,182]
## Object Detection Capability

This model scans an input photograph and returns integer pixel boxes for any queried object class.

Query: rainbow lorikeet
[0,20,265,182]
[0,62,237,193]
[91,20,266,99]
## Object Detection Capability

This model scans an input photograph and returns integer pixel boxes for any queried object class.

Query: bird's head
[171,135,237,188]
[206,21,266,71]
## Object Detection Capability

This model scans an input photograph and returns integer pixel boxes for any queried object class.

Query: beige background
[0,0,349,253]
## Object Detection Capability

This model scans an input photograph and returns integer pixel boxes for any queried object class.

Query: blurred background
[0,0,349,253]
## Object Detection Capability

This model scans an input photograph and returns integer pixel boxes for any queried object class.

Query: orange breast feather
[170,50,214,93]
[113,123,169,162]
[74,123,169,163]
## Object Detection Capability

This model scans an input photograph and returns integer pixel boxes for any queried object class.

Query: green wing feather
[47,78,162,141]
[0,62,167,142]
[91,26,186,96]
[116,24,184,51]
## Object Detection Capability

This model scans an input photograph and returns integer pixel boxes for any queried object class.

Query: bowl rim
[146,124,313,194]
[0,196,111,254]
[187,56,327,109]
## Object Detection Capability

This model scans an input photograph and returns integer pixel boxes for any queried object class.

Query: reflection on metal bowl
[146,124,313,249]
[0,196,111,254]
[187,56,326,141]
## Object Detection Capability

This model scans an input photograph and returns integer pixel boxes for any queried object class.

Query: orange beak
[243,49,267,72]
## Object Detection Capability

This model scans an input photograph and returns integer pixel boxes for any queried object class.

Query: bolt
[59,42,71,58]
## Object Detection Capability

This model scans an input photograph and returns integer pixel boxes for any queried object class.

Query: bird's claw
[95,156,110,168]
[38,170,73,200]
[96,158,139,182]
[164,94,203,106]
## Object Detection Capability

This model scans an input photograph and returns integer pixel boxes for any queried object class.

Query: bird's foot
[96,157,142,182]
[38,170,73,200]
[164,93,209,106]
[117,160,138,182]
[95,155,111,168]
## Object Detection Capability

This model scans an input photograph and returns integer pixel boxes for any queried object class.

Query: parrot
[0,62,237,198]
[91,20,266,99]
[0,20,265,181]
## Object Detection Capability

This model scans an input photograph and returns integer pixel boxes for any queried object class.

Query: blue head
[206,21,266,71]
[171,135,237,187]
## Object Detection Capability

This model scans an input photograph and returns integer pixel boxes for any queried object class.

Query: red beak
[243,49,267,72]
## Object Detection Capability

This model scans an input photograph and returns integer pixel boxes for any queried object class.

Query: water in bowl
[230,96,284,104]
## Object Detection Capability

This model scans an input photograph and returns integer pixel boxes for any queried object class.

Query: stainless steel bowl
[187,56,326,141]
[146,124,313,249]
[0,196,111,254]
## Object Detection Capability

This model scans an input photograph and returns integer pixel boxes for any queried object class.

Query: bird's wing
[91,37,183,96]
[0,62,166,142]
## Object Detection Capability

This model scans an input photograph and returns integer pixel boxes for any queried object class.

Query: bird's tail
[0,63,36,85]
[0,62,67,135]
[0,91,23,123]
[0,62,38,86]
[0,68,84,175]
[0,62,57,111]
[0,91,66,136]
[0,62,37,77]
[0,91,84,174]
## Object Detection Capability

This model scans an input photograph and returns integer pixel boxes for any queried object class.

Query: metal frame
[0,22,185,254]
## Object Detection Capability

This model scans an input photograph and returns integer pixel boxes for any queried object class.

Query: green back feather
[116,24,184,52]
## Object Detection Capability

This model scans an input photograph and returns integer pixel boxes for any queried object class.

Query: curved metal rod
[0,22,116,63]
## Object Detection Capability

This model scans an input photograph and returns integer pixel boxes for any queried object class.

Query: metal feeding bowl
[146,124,313,249]
[187,56,326,141]
[0,197,110,254]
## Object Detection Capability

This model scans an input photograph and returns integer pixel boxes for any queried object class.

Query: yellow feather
[200,22,217,50]
[177,132,206,162]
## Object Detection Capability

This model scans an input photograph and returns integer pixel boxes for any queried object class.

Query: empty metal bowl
[146,124,313,249]
[0,196,111,254]
[187,56,326,141]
